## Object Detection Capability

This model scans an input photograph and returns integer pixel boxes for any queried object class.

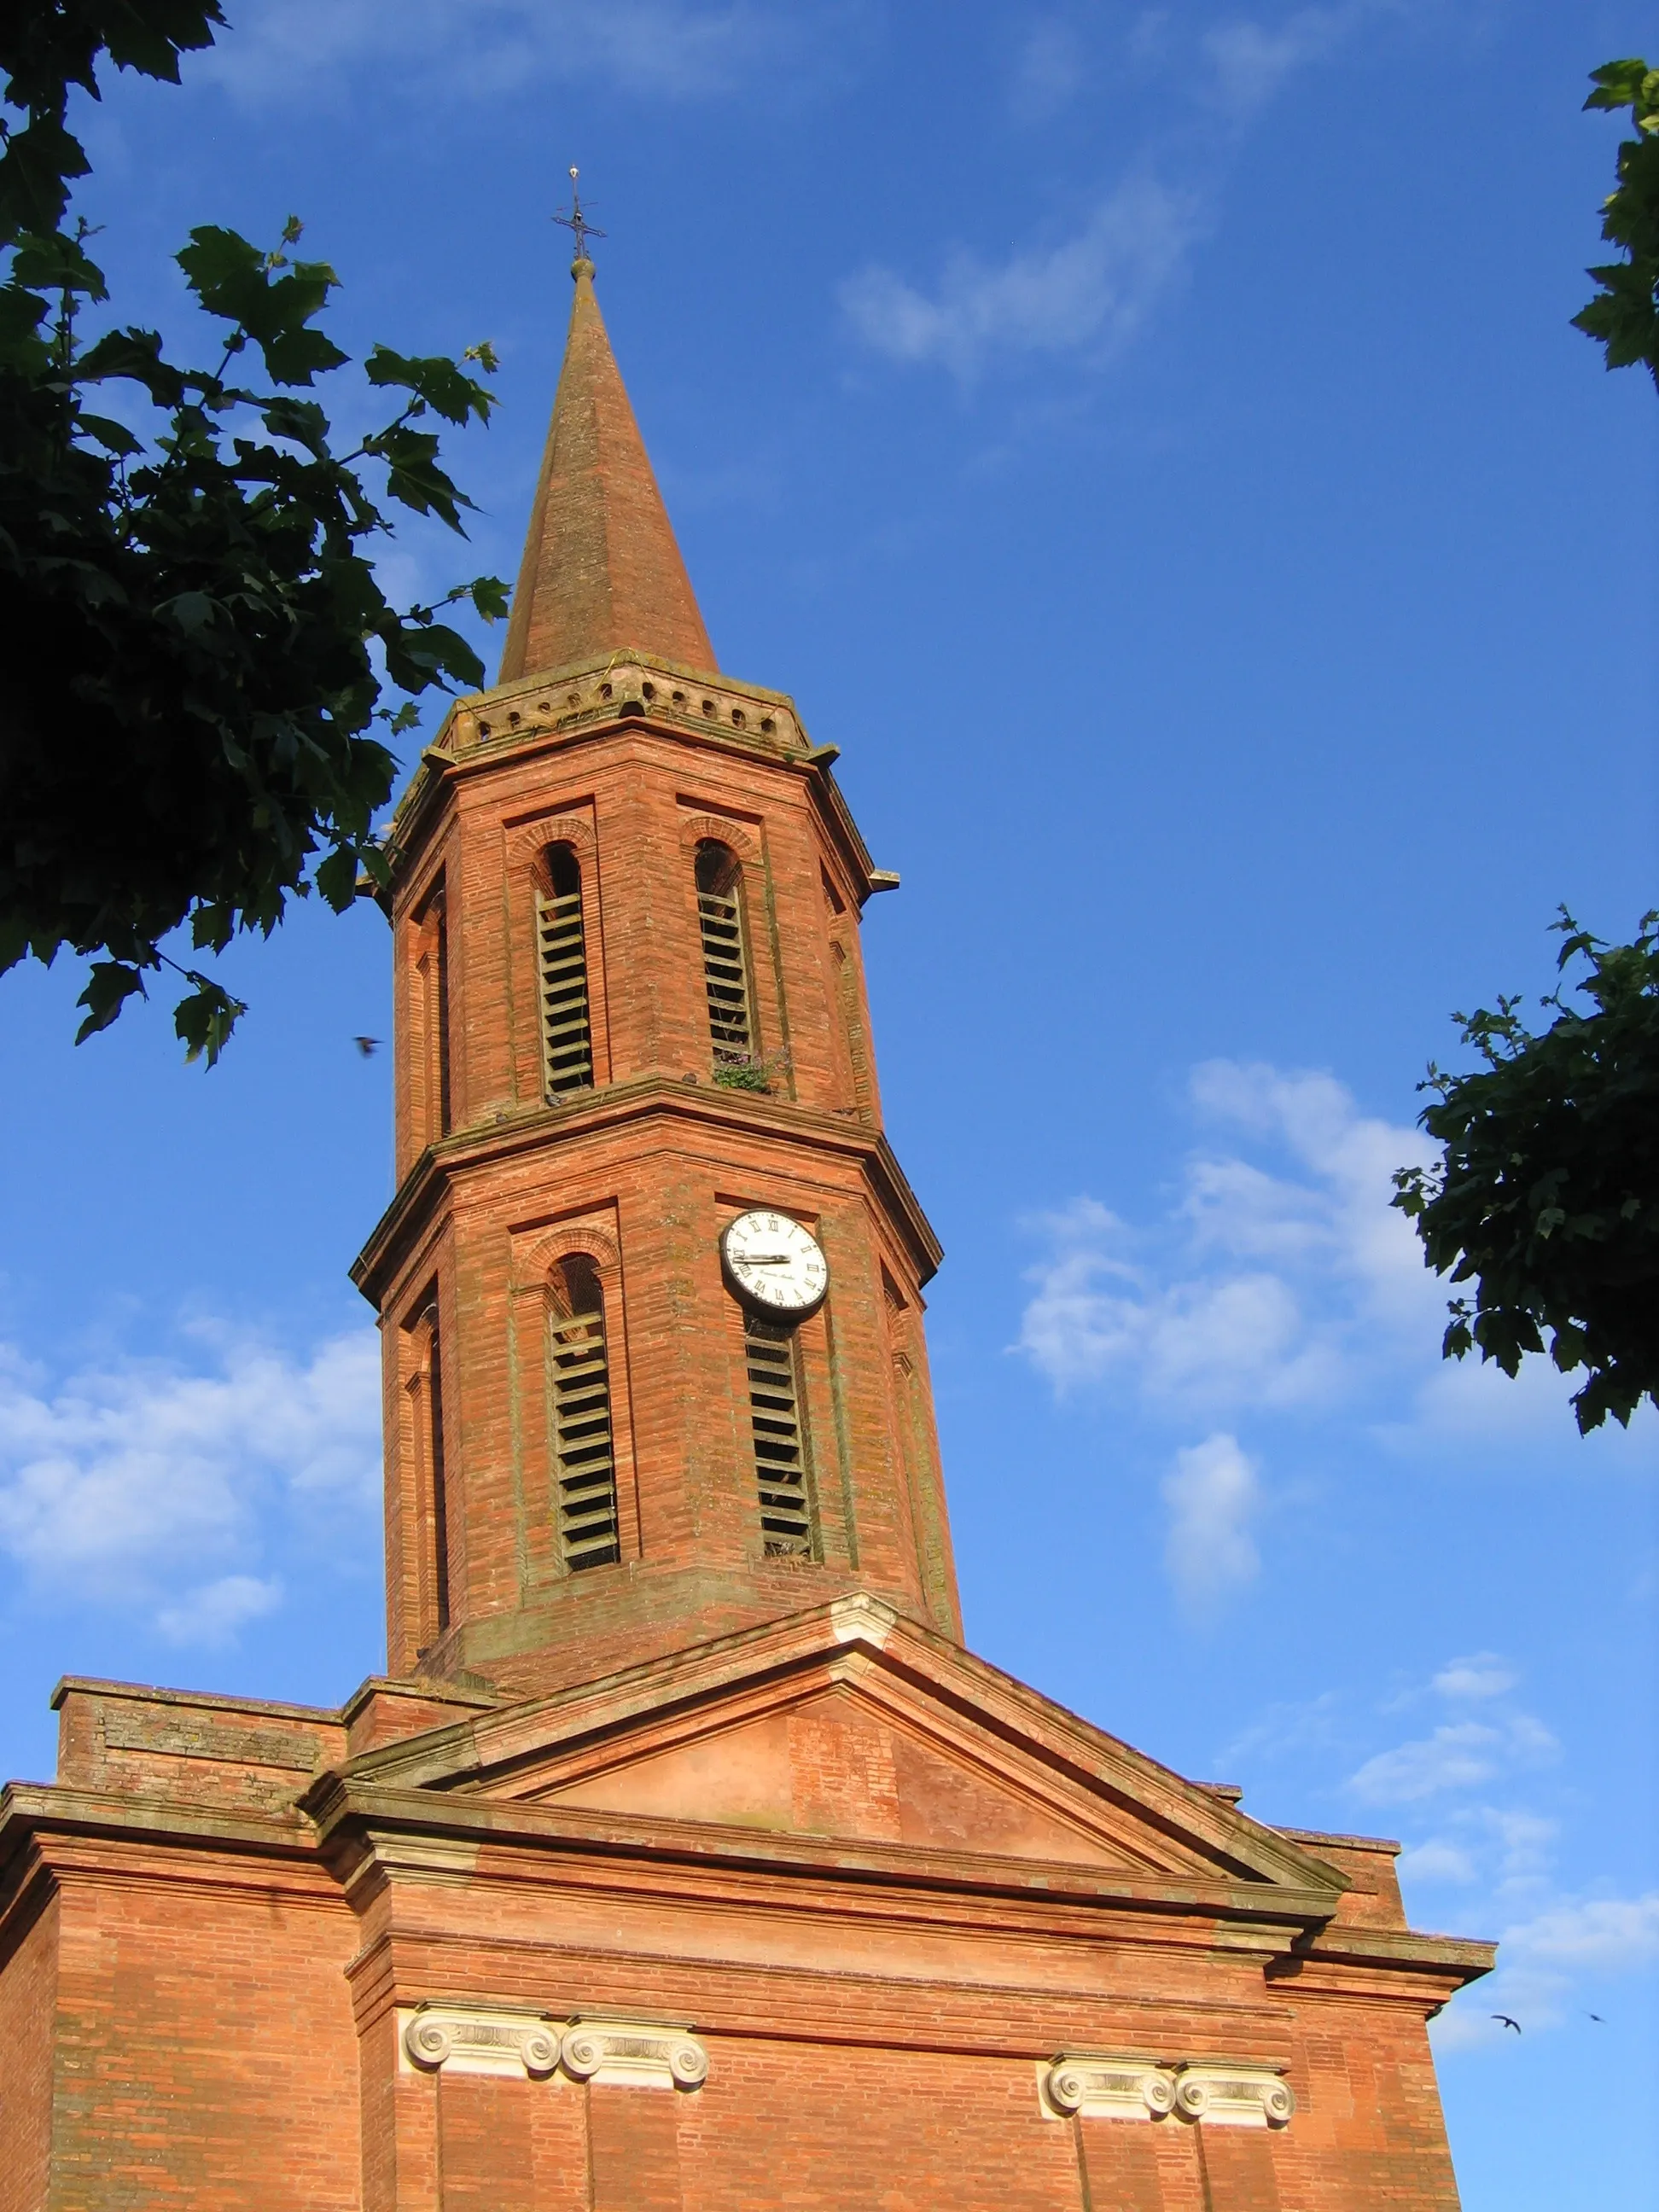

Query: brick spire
[497,258,716,682]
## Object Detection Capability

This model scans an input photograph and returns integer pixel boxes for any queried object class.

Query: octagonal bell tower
[353,256,960,1698]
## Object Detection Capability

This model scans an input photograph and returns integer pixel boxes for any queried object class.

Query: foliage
[711,1046,790,1094]
[1394,64,1659,1432]
[1393,914,1659,1434]
[1573,57,1659,387]
[0,2,507,1060]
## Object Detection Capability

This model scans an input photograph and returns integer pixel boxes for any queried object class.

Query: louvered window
[549,1256,619,1570]
[536,844,592,1097]
[425,1305,452,1632]
[695,840,754,1062]
[744,1316,815,1557]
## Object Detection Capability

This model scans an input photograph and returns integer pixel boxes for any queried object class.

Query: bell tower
[353,255,961,1697]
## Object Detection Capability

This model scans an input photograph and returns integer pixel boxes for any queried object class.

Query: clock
[721,1209,829,1315]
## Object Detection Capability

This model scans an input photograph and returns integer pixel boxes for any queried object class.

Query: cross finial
[552,165,606,271]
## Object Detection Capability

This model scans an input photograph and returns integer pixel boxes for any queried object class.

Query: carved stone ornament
[560,2020,709,2092]
[1173,2064,1295,2128]
[1045,2057,1178,2122]
[399,2006,563,2081]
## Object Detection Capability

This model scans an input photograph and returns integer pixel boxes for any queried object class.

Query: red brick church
[0,249,1492,2210]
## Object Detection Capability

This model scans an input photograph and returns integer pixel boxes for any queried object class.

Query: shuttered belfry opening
[548,1254,620,1569]
[424,1303,451,1632]
[695,839,754,1064]
[537,843,593,1097]
[744,1315,815,1557]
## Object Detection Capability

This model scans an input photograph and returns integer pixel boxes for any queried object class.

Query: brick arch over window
[543,1244,622,1572]
[505,814,606,1099]
[513,1220,621,1290]
[677,812,761,866]
[506,811,597,883]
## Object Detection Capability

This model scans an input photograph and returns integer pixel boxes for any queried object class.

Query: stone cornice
[350,1078,942,1305]
[384,655,883,912]
[0,1781,316,1860]
[307,1775,1343,1930]
[345,1598,1339,1899]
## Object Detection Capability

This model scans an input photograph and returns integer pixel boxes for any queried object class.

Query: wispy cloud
[196,0,845,107]
[1016,1061,1435,1415]
[156,1573,285,1649]
[840,178,1202,381]
[1436,1890,1659,2046]
[1432,1652,1519,1702]
[1201,3,1376,117]
[844,0,1422,381]
[1163,1430,1261,1610]
[0,1325,380,1641]
[1010,16,1088,124]
[1348,1714,1559,1807]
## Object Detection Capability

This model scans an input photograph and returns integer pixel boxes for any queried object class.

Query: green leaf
[365,345,498,426]
[364,421,475,530]
[74,960,148,1041]
[1585,60,1653,112]
[0,114,90,244]
[469,573,510,623]
[178,225,349,386]
[10,226,108,300]
[76,412,143,457]
[173,976,246,1067]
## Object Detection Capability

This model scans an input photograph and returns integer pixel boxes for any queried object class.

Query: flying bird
[353,1036,381,1058]
[1586,2012,1604,2023]
[1492,2015,1522,2034]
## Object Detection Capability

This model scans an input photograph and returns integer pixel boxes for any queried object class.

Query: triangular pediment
[341,1598,1345,1905]
[515,1680,1144,1869]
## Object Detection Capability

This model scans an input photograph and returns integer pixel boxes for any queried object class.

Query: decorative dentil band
[399,2007,707,2091]
[1045,2055,1294,2129]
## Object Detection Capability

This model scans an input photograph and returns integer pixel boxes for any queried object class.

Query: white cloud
[844,2,1424,382]
[157,1574,285,1648]
[1017,1057,1639,1453]
[1348,1714,1559,1807]
[840,178,1202,381]
[1010,17,1087,124]
[1397,1837,1478,1886]
[1349,1721,1505,1804]
[1202,3,1364,116]
[0,1326,380,1638]
[1435,1890,1659,2046]
[1433,1652,1519,1703]
[1504,1892,1659,1971]
[1017,1061,1435,1414]
[195,0,823,104]
[1163,1431,1261,1608]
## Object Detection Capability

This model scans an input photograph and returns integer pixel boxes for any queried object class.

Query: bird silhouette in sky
[353,1036,381,1057]
[1586,2012,1605,2023]
[1492,2015,1522,2034]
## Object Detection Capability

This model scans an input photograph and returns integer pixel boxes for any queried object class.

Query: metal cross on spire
[552,166,606,265]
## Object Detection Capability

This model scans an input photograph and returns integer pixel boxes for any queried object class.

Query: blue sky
[2,2,1656,2203]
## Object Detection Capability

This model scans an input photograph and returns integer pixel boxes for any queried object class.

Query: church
[0,246,1493,2210]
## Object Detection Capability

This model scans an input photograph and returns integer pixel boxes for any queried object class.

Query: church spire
[497,257,716,683]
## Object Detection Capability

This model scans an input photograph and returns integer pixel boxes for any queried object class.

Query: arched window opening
[743,1314,816,1557]
[832,940,871,1110]
[536,842,593,1097]
[423,1302,452,1633]
[548,1254,620,1569]
[411,878,452,1139]
[695,840,755,1068]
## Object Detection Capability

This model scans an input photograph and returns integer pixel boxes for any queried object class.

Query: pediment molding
[328,1599,1346,1908]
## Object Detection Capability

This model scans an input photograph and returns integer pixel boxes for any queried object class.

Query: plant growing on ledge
[713,1046,791,1095]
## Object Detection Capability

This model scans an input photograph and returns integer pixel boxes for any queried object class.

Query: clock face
[721,1210,829,1314]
